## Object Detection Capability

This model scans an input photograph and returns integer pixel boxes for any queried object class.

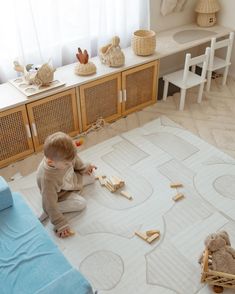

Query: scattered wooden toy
[96,175,133,200]
[146,230,160,237]
[135,230,160,244]
[120,190,133,200]
[104,176,125,192]
[95,175,106,186]
[172,193,184,201]
[105,179,116,192]
[170,183,183,188]
[146,232,160,244]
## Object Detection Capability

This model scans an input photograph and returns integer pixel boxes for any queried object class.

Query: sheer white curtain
[0,0,149,83]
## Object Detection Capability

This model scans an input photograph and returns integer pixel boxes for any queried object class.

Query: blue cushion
[35,269,93,294]
[0,193,93,294]
[0,176,13,211]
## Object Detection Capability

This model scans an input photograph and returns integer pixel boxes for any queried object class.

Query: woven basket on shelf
[74,62,96,76]
[131,30,156,56]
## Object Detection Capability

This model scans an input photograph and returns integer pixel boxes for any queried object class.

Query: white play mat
[9,116,235,294]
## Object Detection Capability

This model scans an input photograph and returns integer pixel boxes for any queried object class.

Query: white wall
[150,0,197,33]
[150,0,197,76]
[217,0,235,77]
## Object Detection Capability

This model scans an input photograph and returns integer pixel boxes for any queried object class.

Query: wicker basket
[201,249,235,292]
[74,62,96,76]
[131,30,156,56]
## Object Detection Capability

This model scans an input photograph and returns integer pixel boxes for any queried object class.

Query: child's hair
[44,132,77,161]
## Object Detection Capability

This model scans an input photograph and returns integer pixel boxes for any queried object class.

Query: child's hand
[56,227,75,238]
[86,164,97,175]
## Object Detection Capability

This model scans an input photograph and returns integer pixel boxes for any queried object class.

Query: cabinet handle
[119,90,122,103]
[25,124,32,138]
[123,89,127,102]
[31,123,38,137]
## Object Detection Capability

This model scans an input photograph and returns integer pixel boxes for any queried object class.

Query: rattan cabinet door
[27,89,79,151]
[0,105,34,168]
[122,60,158,115]
[80,73,122,130]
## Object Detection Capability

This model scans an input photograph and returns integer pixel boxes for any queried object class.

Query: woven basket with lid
[131,30,156,56]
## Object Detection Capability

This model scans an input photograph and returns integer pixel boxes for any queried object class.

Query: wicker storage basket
[131,30,156,56]
[201,249,235,293]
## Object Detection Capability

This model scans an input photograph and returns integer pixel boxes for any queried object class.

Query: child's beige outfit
[36,156,94,233]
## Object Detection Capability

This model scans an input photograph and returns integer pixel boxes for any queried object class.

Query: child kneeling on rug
[37,132,96,238]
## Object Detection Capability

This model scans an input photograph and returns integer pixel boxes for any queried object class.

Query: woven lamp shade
[195,0,220,13]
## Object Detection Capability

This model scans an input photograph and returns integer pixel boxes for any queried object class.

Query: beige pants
[58,174,95,213]
[39,174,95,222]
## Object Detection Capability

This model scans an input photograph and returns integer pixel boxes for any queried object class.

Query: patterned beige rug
[9,116,235,294]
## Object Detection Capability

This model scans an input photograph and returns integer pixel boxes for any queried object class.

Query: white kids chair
[163,47,210,111]
[198,32,234,91]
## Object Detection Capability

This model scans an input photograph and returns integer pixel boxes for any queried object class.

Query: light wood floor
[1,75,235,181]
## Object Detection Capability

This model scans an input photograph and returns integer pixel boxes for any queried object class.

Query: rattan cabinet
[122,60,158,115]
[80,60,158,130]
[27,89,79,151]
[80,73,122,130]
[0,105,34,168]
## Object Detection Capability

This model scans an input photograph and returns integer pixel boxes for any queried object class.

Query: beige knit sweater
[36,156,88,232]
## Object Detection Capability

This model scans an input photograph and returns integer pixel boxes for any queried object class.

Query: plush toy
[202,231,235,275]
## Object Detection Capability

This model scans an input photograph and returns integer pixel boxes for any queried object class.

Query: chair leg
[179,88,186,111]
[197,83,204,104]
[163,80,169,101]
[222,66,229,85]
[206,71,212,92]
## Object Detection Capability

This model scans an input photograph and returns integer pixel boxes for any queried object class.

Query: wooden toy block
[113,176,125,185]
[170,183,183,188]
[120,190,133,200]
[135,231,160,244]
[172,193,184,201]
[109,176,125,190]
[68,229,75,236]
[105,180,115,192]
[135,231,148,241]
[146,230,160,237]
[98,176,106,186]
[146,232,160,244]
[95,174,106,179]
[109,176,119,186]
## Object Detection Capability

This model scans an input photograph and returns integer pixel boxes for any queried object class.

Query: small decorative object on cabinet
[75,48,96,76]
[99,36,125,67]
[131,30,156,56]
[195,0,220,27]
[11,61,64,97]
[13,60,56,86]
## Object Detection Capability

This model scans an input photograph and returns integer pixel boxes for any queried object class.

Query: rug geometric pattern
[9,116,235,294]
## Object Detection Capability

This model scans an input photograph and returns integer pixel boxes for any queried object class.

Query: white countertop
[0,23,233,112]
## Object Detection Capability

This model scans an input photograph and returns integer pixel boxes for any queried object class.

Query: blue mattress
[0,193,93,294]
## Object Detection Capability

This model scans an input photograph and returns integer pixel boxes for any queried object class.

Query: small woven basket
[74,62,96,76]
[131,30,156,56]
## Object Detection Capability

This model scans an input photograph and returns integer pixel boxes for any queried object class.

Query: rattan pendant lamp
[195,0,220,27]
